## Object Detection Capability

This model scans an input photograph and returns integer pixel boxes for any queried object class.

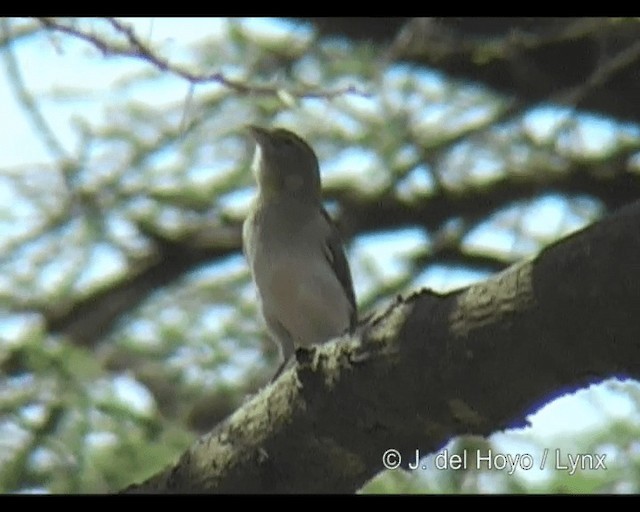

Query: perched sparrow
[242,126,357,379]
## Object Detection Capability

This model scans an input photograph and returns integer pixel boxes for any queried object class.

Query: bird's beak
[246,125,270,146]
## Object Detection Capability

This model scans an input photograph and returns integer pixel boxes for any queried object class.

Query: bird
[242,126,357,379]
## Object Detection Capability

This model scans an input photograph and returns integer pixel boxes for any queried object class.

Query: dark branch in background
[297,17,410,43]
[1,403,65,491]
[297,17,640,125]
[45,224,241,348]
[125,199,640,493]
[38,147,640,350]
[334,150,640,238]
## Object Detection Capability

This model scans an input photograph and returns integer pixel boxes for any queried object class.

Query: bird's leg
[270,354,294,383]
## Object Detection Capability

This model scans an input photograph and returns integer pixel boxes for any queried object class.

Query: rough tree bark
[124,199,640,493]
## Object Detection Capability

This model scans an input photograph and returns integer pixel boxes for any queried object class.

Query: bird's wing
[320,207,357,331]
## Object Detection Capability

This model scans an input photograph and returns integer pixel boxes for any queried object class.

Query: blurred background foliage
[0,17,639,493]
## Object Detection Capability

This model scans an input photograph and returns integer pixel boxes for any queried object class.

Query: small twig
[556,39,640,108]
[36,17,371,101]
[1,18,70,163]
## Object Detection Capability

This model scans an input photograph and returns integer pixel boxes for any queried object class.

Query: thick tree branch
[124,199,640,493]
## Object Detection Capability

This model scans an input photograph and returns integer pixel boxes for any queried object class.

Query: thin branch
[0,20,41,49]
[1,18,70,163]
[35,17,370,101]
[555,38,640,109]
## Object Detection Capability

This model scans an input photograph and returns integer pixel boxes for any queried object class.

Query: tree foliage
[0,17,639,493]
